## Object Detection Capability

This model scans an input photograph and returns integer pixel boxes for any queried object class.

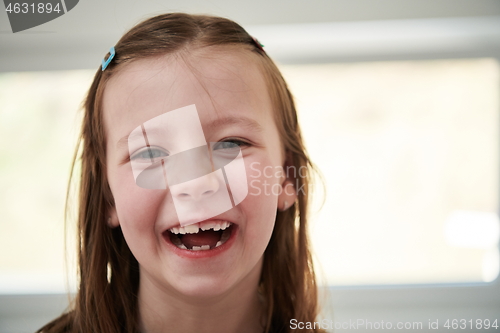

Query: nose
[170,171,220,201]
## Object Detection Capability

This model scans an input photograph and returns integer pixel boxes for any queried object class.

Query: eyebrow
[117,127,163,150]
[204,115,263,134]
[117,115,262,149]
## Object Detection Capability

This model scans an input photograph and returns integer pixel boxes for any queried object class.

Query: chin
[170,274,237,299]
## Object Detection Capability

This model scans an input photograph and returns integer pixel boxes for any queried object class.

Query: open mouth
[166,220,234,251]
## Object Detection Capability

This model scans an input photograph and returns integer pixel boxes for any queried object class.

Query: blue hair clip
[101,47,115,71]
[251,36,265,52]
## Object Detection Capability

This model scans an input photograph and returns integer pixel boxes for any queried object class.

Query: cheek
[246,158,283,199]
[110,171,167,229]
[118,191,164,225]
[112,181,171,261]
[241,156,281,247]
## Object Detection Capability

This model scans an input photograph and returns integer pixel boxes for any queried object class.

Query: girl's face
[103,48,293,298]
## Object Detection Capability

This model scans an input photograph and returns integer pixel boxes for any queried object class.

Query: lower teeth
[192,245,210,251]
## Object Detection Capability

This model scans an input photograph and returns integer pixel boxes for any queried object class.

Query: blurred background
[1,0,500,332]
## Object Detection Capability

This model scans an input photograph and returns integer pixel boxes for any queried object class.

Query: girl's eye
[130,147,169,162]
[213,139,248,150]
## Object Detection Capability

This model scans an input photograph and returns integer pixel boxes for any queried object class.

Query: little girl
[38,13,325,333]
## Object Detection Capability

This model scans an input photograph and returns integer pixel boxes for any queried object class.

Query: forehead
[102,47,271,137]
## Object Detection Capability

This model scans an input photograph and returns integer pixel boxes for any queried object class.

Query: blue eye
[213,141,241,150]
[131,147,169,162]
[214,141,239,150]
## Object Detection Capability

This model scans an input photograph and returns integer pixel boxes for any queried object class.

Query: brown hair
[37,13,324,333]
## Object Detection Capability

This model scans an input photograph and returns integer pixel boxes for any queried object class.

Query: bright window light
[281,58,500,286]
[0,70,93,294]
[444,210,500,249]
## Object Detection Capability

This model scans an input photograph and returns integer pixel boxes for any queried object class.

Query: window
[0,70,93,294]
[280,58,500,286]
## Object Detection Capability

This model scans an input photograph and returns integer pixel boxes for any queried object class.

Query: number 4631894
[444,319,498,330]
[5,3,61,14]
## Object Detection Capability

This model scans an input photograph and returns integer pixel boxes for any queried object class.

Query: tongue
[180,230,222,249]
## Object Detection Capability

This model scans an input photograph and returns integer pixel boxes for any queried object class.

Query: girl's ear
[278,151,297,211]
[107,205,120,228]
[278,179,297,211]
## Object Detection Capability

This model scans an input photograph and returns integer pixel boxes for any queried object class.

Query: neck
[137,261,264,333]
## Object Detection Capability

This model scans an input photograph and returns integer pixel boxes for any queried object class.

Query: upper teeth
[169,221,232,234]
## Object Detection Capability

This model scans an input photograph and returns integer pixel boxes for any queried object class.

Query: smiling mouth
[167,220,233,251]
